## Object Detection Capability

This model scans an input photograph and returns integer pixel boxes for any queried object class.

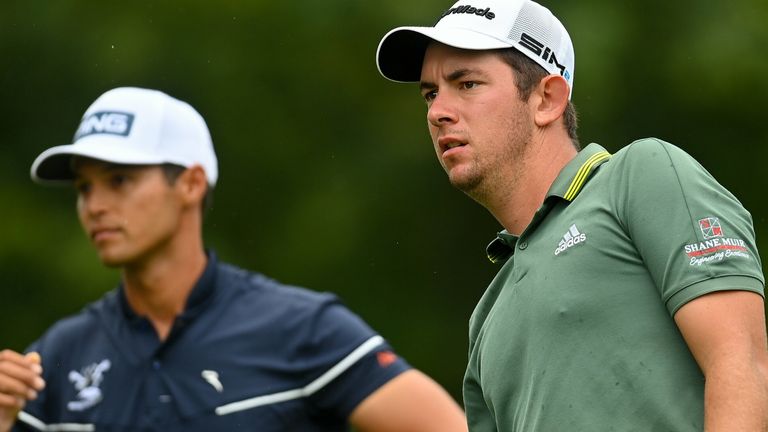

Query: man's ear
[177,165,208,208]
[532,75,570,129]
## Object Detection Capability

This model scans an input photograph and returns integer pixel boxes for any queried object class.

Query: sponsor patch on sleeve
[683,217,751,266]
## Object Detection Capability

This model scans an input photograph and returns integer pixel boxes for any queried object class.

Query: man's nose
[79,185,110,218]
[427,92,459,127]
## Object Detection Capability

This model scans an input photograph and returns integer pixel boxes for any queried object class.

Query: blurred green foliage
[1,0,766,402]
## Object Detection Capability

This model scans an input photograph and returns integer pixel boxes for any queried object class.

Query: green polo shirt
[463,138,764,431]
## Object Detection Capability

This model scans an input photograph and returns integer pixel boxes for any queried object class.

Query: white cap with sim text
[31,87,218,186]
[376,0,575,98]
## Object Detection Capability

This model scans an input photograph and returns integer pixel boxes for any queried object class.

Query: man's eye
[423,90,437,102]
[75,182,90,194]
[462,81,478,90]
[110,174,128,187]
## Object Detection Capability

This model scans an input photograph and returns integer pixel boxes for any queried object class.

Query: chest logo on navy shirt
[684,217,750,266]
[554,224,587,256]
[67,359,111,412]
[202,369,224,393]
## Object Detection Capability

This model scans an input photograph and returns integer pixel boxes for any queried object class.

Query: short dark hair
[495,48,580,149]
[160,164,214,216]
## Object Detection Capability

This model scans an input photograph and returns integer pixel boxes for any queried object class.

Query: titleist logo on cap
[74,111,135,141]
[440,5,496,20]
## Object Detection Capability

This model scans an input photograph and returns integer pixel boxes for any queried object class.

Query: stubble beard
[449,116,533,207]
[447,158,482,193]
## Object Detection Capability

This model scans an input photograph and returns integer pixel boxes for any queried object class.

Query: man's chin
[96,250,129,268]
[99,258,126,268]
[448,171,482,194]
[448,172,492,205]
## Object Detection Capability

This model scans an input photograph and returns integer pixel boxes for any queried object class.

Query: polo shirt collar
[545,143,611,202]
[486,144,612,263]
[118,250,219,322]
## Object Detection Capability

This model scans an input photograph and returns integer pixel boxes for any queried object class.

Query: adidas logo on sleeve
[554,224,586,256]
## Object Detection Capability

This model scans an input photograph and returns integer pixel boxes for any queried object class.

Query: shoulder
[40,291,116,338]
[27,290,117,359]
[213,261,371,340]
[601,137,712,185]
[613,137,712,174]
[211,261,388,371]
[612,137,695,165]
[216,261,340,312]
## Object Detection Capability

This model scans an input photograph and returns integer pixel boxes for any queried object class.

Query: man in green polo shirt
[375,0,768,430]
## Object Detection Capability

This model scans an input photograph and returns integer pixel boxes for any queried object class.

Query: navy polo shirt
[16,253,409,431]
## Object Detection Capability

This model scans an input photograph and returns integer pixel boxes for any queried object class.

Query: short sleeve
[299,300,410,420]
[613,139,764,315]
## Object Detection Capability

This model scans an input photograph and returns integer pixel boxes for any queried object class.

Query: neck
[122,227,207,341]
[483,135,577,236]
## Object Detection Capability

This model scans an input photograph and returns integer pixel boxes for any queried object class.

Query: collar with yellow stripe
[486,143,612,263]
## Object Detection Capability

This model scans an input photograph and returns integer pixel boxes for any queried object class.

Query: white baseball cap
[376,0,575,98]
[31,87,218,186]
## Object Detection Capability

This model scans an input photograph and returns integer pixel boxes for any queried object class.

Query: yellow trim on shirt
[563,151,611,201]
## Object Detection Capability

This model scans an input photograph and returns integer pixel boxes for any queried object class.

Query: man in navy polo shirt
[0,87,467,431]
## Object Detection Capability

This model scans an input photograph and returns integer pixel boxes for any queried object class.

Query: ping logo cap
[31,87,218,186]
[376,0,575,98]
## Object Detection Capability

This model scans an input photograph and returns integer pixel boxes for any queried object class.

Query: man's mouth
[91,228,121,242]
[438,136,467,153]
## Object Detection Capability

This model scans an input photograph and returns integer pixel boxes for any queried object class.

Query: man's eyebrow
[419,68,486,90]
[419,80,437,91]
[447,68,473,82]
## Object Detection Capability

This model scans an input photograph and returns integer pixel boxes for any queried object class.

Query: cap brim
[376,26,513,83]
[30,139,167,184]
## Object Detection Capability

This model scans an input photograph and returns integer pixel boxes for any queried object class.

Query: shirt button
[153,360,161,370]
[519,241,528,250]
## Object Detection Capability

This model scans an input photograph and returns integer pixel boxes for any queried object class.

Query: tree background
[1,0,766,402]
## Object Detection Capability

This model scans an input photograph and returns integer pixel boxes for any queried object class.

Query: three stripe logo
[554,224,587,256]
